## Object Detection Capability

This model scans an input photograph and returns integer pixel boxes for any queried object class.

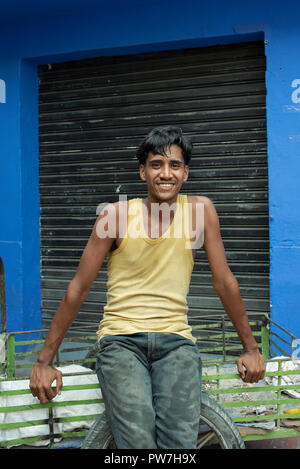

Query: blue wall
[0,0,300,338]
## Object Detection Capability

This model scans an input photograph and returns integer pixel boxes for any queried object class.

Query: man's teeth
[158,184,173,187]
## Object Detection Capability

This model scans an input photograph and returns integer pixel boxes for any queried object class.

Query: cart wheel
[80,411,116,449]
[81,392,244,449]
[198,392,245,449]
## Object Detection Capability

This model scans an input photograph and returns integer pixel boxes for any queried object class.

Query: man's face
[139,144,189,204]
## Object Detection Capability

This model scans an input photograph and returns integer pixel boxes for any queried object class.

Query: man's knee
[114,416,157,449]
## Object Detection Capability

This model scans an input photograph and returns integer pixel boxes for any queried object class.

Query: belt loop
[147,332,151,360]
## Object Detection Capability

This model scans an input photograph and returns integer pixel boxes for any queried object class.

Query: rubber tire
[80,410,116,449]
[81,392,244,449]
[199,392,245,449]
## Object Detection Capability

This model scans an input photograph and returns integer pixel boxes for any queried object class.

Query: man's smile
[156,182,176,189]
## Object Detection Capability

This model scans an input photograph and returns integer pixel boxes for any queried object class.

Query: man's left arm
[196,196,265,383]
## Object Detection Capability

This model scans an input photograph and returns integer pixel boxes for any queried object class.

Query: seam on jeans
[97,363,128,449]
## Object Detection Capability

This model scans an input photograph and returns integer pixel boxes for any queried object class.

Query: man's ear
[183,165,189,182]
[140,164,146,181]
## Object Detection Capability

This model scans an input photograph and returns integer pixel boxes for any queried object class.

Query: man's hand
[236,348,265,383]
[30,363,63,404]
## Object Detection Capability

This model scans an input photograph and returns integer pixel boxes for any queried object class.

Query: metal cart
[1,314,300,448]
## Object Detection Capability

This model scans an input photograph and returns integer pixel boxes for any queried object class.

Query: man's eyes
[151,163,181,169]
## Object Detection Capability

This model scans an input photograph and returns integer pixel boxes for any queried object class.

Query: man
[30,126,265,449]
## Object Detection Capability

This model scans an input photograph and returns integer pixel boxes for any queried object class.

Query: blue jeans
[90,333,202,449]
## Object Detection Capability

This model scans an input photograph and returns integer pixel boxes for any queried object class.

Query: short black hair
[136,126,193,166]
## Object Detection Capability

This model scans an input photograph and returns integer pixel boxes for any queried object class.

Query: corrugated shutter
[38,40,269,335]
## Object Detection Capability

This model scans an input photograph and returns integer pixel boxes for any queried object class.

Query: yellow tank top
[97,194,196,343]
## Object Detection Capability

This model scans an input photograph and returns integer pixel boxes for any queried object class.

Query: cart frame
[1,314,300,448]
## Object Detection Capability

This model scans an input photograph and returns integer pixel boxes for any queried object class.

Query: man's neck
[142,195,179,239]
[143,194,179,213]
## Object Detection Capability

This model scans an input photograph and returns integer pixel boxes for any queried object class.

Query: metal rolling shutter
[38,40,269,334]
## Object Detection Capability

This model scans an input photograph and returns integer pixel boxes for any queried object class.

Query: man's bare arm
[199,196,265,383]
[30,203,119,403]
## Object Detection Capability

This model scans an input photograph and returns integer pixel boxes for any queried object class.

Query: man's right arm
[30,203,119,404]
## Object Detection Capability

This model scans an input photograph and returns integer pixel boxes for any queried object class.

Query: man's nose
[160,164,172,178]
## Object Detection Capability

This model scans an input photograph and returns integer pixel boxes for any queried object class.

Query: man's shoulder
[113,197,140,208]
[186,194,214,208]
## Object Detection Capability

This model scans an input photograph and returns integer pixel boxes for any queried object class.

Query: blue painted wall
[0,0,299,340]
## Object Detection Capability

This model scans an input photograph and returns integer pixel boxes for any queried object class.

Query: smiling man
[30,126,265,449]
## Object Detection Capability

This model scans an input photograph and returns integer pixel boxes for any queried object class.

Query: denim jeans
[83,332,202,449]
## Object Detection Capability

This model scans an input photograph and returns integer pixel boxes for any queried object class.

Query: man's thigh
[96,335,157,449]
[151,337,202,449]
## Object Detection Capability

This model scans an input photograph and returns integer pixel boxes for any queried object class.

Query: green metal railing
[5,329,98,379]
[197,315,300,442]
[202,359,300,442]
[191,315,270,361]
[0,384,102,448]
[1,326,101,448]
[1,315,300,448]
